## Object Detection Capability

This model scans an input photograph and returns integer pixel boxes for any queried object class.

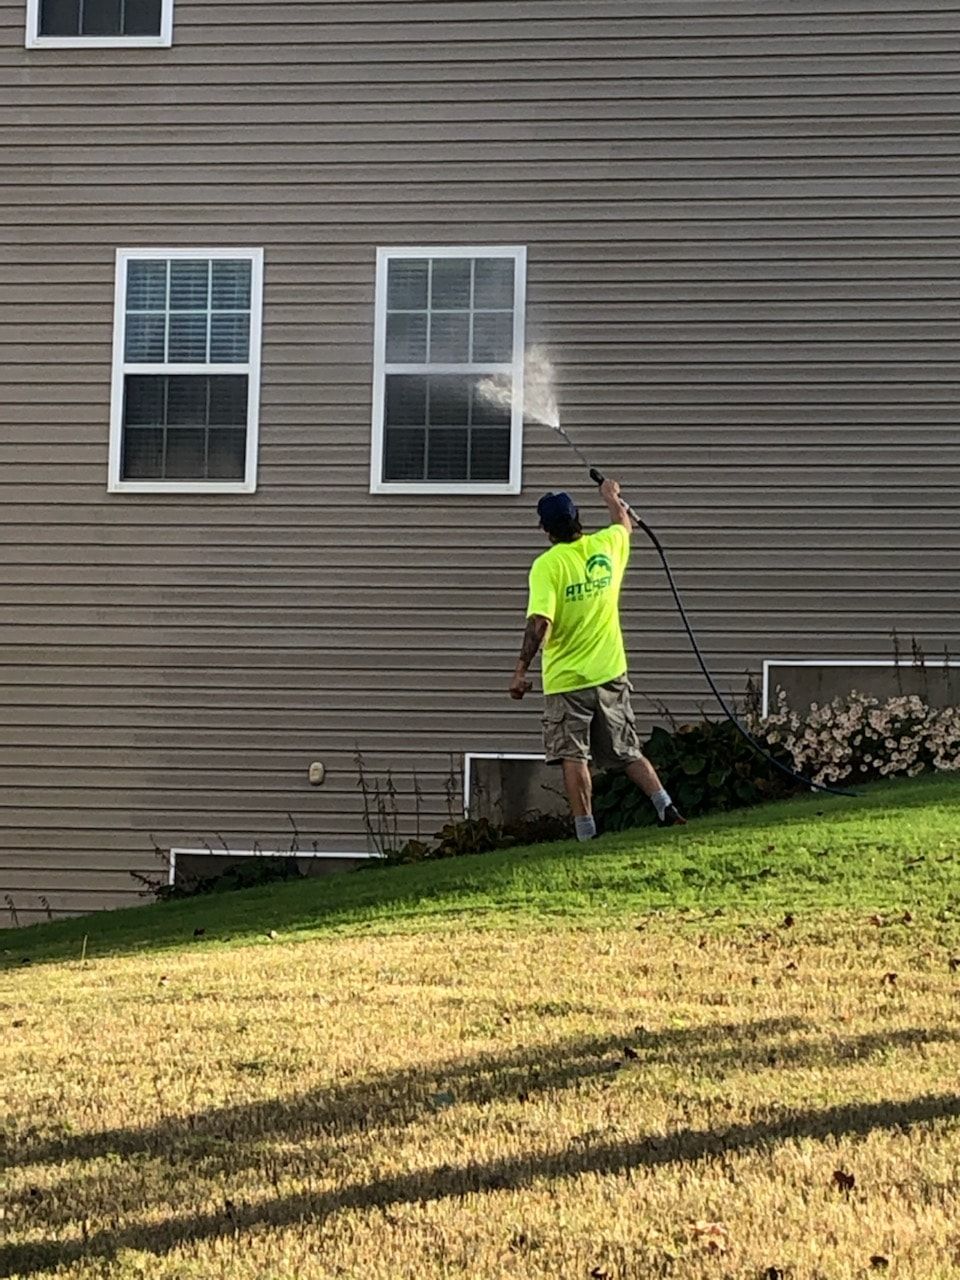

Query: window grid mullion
[163,259,171,364]
[467,258,476,371]
[205,259,213,364]
[425,257,434,365]
[160,372,170,481]
[203,373,212,480]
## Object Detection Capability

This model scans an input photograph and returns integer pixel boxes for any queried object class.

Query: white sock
[575,814,597,842]
[650,789,672,820]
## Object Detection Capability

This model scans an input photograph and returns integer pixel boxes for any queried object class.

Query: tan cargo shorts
[542,675,645,772]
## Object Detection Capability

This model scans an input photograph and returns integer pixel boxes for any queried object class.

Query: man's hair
[542,512,583,543]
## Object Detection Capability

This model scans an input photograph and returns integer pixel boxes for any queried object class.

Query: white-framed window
[25,0,173,45]
[108,248,264,495]
[370,246,526,495]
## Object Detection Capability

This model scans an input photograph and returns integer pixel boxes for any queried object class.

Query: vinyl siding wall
[0,1,958,922]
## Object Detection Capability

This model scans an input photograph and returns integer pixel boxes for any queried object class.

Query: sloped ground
[2,776,959,1279]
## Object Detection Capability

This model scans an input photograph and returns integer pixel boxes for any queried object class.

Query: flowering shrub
[759,690,960,786]
[596,689,960,832]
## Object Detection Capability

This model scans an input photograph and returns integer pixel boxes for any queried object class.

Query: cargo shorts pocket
[593,680,644,771]
[542,696,591,764]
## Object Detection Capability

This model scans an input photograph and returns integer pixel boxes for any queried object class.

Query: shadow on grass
[6,1093,958,1276]
[2,772,957,971]
[5,1018,960,1275]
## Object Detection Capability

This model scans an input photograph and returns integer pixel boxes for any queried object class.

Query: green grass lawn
[4,775,960,1280]
[4,773,959,970]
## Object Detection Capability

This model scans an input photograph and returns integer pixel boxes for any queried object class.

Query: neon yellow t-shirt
[526,524,630,694]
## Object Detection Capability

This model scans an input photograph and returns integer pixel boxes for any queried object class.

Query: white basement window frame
[167,846,383,887]
[462,750,544,819]
[25,0,174,46]
[370,245,527,496]
[108,247,264,495]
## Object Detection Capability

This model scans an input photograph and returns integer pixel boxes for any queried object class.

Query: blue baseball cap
[537,491,578,527]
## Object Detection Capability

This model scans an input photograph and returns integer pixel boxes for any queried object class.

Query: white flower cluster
[757,689,960,786]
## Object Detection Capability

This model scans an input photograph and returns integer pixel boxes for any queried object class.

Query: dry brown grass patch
[3,923,960,1279]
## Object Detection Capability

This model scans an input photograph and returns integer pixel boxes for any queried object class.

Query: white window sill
[26,34,171,47]
[370,480,521,497]
[108,479,257,495]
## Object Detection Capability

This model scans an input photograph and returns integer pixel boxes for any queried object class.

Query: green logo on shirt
[587,553,613,581]
[565,553,613,601]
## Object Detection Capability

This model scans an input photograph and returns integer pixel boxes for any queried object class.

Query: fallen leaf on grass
[691,1220,729,1254]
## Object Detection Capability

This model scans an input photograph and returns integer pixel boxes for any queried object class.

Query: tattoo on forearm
[518,617,547,668]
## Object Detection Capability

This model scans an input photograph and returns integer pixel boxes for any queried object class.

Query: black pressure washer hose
[578,454,857,799]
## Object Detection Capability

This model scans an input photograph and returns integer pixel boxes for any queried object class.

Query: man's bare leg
[625,758,687,826]
[561,759,597,840]
[625,757,663,798]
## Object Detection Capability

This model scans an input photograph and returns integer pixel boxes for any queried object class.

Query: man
[509,479,686,840]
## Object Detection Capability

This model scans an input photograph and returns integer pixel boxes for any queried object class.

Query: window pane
[207,429,247,480]
[427,376,470,427]
[385,313,427,364]
[125,313,165,363]
[165,429,206,479]
[208,376,248,426]
[168,313,208,363]
[210,313,250,363]
[166,376,208,426]
[122,428,164,479]
[385,376,427,427]
[169,260,209,311]
[474,258,515,309]
[123,375,165,426]
[126,260,167,311]
[82,0,122,35]
[430,258,471,310]
[383,428,425,481]
[39,0,79,32]
[470,429,511,481]
[429,313,469,364]
[426,428,468,482]
[471,377,511,426]
[472,312,513,364]
[211,260,252,310]
[387,259,428,311]
[124,0,162,33]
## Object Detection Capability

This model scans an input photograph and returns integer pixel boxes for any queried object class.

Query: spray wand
[549,423,856,799]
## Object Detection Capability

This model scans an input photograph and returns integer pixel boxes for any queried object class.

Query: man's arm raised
[600,477,633,533]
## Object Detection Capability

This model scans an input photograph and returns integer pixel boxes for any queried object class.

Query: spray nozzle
[589,467,605,486]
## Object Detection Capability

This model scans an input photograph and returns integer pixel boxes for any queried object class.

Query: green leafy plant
[594,717,798,833]
[147,855,305,901]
